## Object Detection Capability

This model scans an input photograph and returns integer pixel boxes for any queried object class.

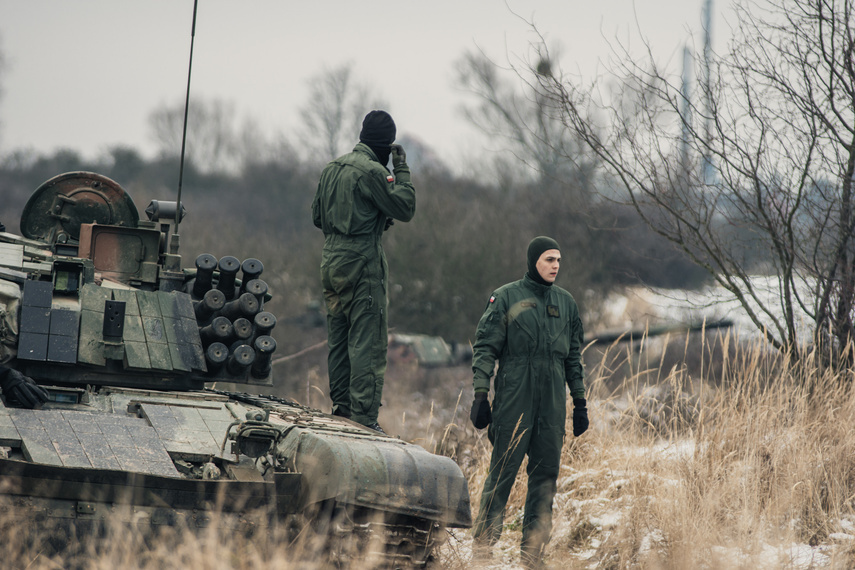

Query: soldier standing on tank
[468,236,589,568]
[312,110,415,434]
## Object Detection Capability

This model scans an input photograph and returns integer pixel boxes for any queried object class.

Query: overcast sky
[0,1,727,173]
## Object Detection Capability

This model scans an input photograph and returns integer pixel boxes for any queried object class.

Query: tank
[0,172,471,566]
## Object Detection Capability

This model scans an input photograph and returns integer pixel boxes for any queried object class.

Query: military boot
[332,406,351,419]
[520,542,547,569]
[471,538,493,565]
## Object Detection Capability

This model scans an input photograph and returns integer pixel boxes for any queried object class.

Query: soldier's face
[536,249,561,283]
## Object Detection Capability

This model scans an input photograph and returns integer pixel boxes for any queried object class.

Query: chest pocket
[549,316,571,357]
[505,300,539,354]
[506,297,573,358]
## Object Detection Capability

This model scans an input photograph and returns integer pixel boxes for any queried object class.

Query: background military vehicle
[388,333,472,368]
[0,171,471,566]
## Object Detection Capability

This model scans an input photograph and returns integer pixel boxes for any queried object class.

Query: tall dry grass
[6,330,855,569]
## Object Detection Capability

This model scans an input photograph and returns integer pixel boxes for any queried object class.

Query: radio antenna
[175,0,199,231]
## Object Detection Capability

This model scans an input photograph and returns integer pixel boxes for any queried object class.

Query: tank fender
[275,427,472,528]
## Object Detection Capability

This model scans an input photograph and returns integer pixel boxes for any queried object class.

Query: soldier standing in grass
[469,236,588,568]
[312,110,415,434]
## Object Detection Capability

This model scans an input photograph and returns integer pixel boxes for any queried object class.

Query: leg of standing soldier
[520,419,563,565]
[473,421,533,545]
[347,260,387,426]
[323,286,351,418]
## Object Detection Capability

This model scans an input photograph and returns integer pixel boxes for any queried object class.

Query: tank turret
[7,171,277,391]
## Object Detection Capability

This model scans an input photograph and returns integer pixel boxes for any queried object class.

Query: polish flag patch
[386,175,394,182]
[489,295,496,303]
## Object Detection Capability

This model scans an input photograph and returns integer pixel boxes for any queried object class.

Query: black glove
[0,368,49,409]
[391,144,406,168]
[470,391,492,429]
[572,398,589,437]
[384,217,395,231]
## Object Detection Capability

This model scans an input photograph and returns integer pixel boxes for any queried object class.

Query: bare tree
[148,97,241,173]
[456,50,596,197]
[518,0,855,359]
[455,49,704,303]
[299,63,388,162]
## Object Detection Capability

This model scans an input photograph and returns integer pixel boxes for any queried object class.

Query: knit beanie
[359,110,396,146]
[526,236,560,286]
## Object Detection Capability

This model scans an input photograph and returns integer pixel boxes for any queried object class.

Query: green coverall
[471,273,585,551]
[312,143,416,426]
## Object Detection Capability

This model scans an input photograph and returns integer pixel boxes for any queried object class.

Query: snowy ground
[594,276,816,344]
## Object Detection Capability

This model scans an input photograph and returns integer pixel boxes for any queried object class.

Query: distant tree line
[0,141,707,350]
[0,53,715,357]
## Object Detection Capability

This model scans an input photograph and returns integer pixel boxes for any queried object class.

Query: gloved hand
[470,391,492,429]
[384,217,395,231]
[390,144,406,168]
[572,398,589,436]
[0,368,49,409]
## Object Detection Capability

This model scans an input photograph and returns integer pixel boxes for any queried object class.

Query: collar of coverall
[523,273,553,297]
[354,143,391,169]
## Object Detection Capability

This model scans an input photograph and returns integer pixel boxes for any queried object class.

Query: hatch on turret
[77,223,161,287]
[20,172,140,252]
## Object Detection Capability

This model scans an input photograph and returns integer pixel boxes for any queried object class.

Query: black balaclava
[359,110,396,166]
[526,236,561,286]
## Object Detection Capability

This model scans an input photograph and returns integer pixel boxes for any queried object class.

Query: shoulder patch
[386,175,394,182]
[489,295,496,303]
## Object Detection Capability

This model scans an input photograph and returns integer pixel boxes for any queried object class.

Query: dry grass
[7,332,855,569]
[431,332,855,569]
